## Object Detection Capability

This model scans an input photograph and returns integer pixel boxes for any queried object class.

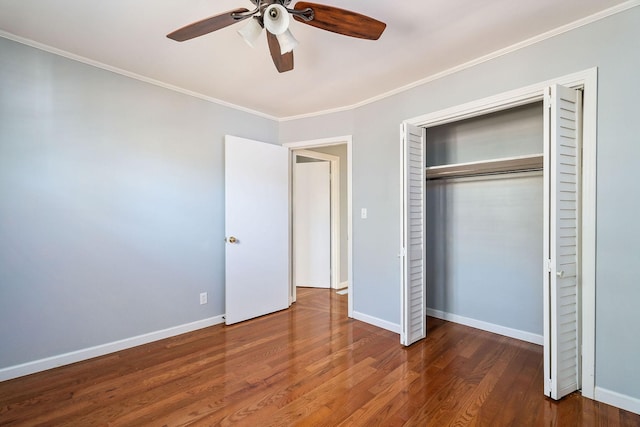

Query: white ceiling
[0,0,630,118]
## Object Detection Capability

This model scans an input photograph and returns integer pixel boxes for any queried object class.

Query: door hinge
[544,87,553,111]
[545,259,553,273]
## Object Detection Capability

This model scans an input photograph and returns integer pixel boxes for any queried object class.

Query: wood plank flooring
[1,287,638,426]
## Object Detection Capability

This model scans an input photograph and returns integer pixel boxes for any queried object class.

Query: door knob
[227,236,238,244]
[556,270,565,278]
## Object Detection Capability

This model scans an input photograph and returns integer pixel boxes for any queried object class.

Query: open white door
[400,123,426,346]
[543,85,581,399]
[294,161,331,288]
[225,135,289,325]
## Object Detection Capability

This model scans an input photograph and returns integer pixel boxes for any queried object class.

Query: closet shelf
[426,153,543,180]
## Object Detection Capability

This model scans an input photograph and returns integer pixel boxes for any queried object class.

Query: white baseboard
[427,308,543,345]
[595,386,640,415]
[0,315,225,382]
[352,311,401,334]
[338,281,349,289]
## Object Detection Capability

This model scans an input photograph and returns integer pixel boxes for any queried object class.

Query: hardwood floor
[1,288,638,426]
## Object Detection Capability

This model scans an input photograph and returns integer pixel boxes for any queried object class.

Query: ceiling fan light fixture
[237,17,263,47]
[276,29,298,54]
[263,4,290,36]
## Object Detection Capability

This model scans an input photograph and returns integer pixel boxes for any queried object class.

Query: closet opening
[425,102,545,346]
[400,68,598,401]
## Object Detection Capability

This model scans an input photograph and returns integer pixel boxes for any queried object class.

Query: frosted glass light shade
[264,4,289,36]
[238,18,263,47]
[277,29,298,54]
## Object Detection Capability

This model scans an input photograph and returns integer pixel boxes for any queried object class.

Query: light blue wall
[0,37,278,367]
[279,110,354,143]
[427,174,544,334]
[426,103,543,166]
[280,6,640,401]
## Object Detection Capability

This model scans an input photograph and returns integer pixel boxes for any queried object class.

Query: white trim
[427,309,544,345]
[279,1,638,121]
[578,69,598,400]
[283,136,352,150]
[407,69,596,128]
[339,281,349,289]
[404,68,597,400]
[292,149,340,290]
[0,31,278,121]
[283,136,353,318]
[0,315,224,382]
[352,311,401,334]
[595,387,640,415]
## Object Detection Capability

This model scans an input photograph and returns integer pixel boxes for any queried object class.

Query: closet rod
[426,167,542,181]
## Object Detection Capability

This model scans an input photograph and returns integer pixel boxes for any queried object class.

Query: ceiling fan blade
[167,8,250,42]
[267,32,294,73]
[293,2,386,40]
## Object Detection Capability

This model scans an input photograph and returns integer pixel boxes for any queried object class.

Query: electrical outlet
[199,292,208,305]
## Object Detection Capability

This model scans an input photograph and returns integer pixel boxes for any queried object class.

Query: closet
[424,103,544,342]
[400,82,584,400]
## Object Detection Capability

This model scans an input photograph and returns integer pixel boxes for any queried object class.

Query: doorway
[293,151,336,289]
[284,136,353,317]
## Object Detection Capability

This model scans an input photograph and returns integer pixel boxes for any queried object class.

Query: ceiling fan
[167,0,386,73]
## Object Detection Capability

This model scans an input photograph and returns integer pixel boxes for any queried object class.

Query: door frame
[293,149,340,290]
[283,136,354,318]
[401,68,597,399]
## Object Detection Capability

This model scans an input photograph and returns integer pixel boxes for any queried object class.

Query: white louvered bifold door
[543,84,582,400]
[400,123,426,346]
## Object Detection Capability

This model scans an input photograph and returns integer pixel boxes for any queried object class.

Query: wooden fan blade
[167,8,250,41]
[267,32,294,73]
[293,2,386,40]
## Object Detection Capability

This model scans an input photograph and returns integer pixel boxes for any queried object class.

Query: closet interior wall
[425,102,545,340]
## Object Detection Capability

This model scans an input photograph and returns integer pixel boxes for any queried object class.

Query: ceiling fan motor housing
[252,0,292,10]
